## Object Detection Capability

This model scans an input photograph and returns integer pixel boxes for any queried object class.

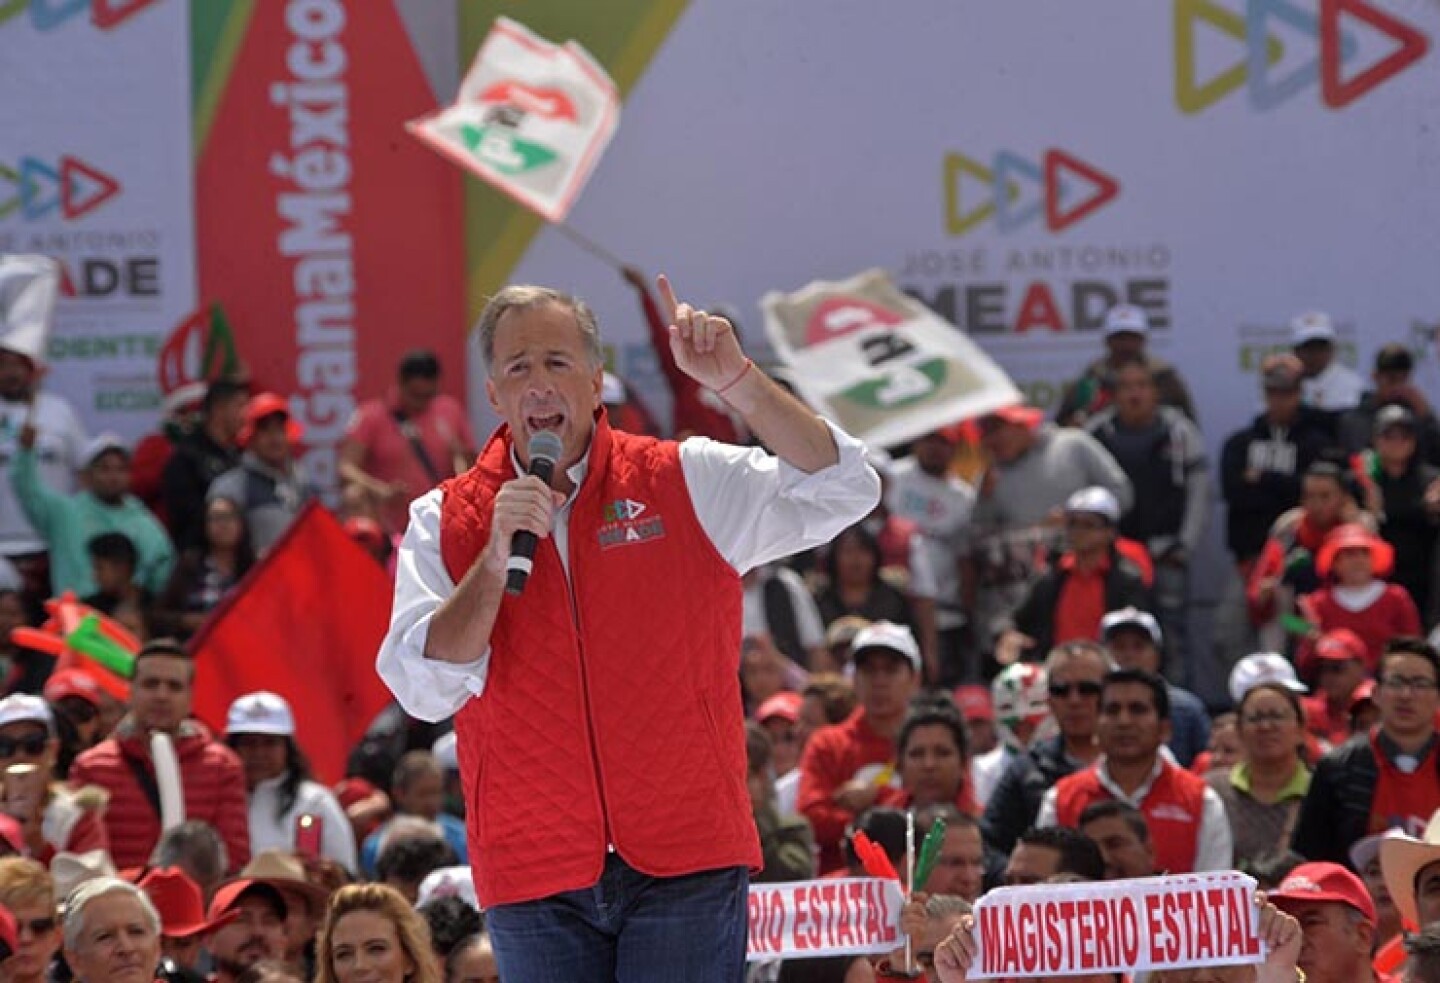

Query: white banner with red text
[970,871,1264,979]
[746,877,905,962]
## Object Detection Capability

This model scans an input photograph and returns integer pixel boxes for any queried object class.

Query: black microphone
[505,430,564,596]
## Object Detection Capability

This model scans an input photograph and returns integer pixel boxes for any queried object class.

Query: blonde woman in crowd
[0,857,60,983]
[316,884,441,983]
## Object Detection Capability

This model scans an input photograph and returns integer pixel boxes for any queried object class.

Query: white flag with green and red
[762,269,1023,449]
[407,17,619,223]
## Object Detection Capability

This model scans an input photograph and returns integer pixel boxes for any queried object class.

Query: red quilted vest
[1054,759,1207,874]
[439,414,760,907]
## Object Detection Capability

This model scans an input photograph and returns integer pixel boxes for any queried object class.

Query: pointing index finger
[656,273,681,323]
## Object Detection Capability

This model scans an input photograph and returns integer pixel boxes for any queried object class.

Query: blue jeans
[486,854,749,983]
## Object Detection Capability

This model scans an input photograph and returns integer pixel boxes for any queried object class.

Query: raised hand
[656,273,750,395]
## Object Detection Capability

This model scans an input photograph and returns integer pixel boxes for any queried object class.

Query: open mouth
[526,413,564,432]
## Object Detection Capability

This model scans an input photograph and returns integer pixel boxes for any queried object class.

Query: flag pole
[553,220,627,270]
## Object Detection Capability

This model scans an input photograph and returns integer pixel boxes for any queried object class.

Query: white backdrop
[0,0,195,439]
[481,0,1440,456]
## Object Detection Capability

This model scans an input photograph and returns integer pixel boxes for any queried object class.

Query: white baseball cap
[0,694,53,733]
[850,622,922,673]
[416,865,477,912]
[1103,304,1149,337]
[1229,653,1308,705]
[225,691,295,738]
[80,434,130,469]
[1064,486,1121,523]
[1100,606,1162,646]
[1291,311,1336,346]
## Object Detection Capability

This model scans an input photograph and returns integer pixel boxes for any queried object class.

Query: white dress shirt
[377,421,881,723]
[1036,756,1233,872]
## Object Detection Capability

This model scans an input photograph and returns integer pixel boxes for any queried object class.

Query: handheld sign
[969,872,1264,979]
[747,878,904,962]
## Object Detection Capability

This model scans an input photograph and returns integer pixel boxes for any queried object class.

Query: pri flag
[407,17,620,222]
[762,269,1022,449]
[188,503,394,784]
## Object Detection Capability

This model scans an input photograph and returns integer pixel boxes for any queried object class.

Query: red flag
[189,503,393,783]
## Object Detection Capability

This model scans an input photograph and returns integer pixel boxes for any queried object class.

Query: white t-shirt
[886,457,975,629]
[1301,362,1366,412]
[0,394,87,556]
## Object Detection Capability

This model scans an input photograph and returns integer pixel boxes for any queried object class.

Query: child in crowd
[1297,523,1421,674]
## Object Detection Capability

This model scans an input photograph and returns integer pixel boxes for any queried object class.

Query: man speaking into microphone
[376,277,880,983]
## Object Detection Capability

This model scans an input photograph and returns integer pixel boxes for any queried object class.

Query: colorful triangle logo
[993,151,1045,234]
[1174,0,1284,114]
[1320,0,1429,108]
[60,156,120,219]
[18,157,61,219]
[1044,150,1119,233]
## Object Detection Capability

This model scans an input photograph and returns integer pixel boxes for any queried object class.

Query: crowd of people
[0,265,1436,983]
[633,294,1440,983]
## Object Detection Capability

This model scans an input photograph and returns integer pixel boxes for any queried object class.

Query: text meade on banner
[762,269,1022,450]
[970,872,1264,979]
[747,878,904,962]
[408,17,620,223]
[187,503,393,784]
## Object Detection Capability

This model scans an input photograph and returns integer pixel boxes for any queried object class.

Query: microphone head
[527,430,564,467]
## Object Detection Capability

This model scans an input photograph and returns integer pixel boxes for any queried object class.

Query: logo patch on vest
[603,498,647,522]
[1149,803,1194,823]
[598,499,665,549]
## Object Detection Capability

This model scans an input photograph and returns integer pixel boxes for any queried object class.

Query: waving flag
[408,17,620,223]
[188,503,394,783]
[763,268,1022,449]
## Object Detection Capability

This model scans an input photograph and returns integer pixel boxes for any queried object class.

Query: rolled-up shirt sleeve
[375,489,489,722]
[680,419,881,573]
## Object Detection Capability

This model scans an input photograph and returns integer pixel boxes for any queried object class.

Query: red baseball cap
[980,404,1044,431]
[756,692,802,725]
[1349,678,1377,713]
[1314,628,1368,663]
[237,393,303,449]
[43,668,104,708]
[139,867,239,939]
[1269,862,1376,925]
[953,685,994,722]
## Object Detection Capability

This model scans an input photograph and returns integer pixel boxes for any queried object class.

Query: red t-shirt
[1297,585,1421,675]
[1052,553,1112,645]
[344,394,476,534]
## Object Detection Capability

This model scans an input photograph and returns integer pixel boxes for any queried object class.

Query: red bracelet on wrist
[715,358,754,396]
